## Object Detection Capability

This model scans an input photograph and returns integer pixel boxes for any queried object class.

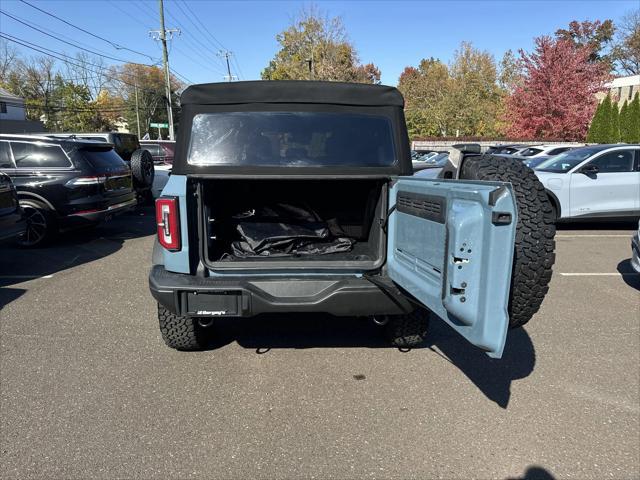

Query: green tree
[498,49,523,92]
[48,76,95,131]
[599,94,620,142]
[448,42,504,137]
[398,58,452,137]
[555,19,615,67]
[619,100,630,142]
[399,42,504,139]
[110,63,182,139]
[628,92,640,142]
[261,7,380,83]
[587,99,605,142]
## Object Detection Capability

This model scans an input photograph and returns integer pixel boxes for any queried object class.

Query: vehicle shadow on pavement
[506,465,556,479]
[208,312,535,409]
[0,207,155,310]
[423,319,535,409]
[617,259,640,290]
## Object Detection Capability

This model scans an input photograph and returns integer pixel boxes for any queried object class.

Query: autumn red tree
[504,36,610,141]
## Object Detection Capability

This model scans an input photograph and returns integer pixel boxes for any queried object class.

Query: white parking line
[0,274,54,279]
[556,234,632,238]
[560,273,639,276]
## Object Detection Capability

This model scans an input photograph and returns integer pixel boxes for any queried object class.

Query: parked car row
[483,143,639,222]
[0,134,138,246]
[534,144,640,222]
[0,133,176,247]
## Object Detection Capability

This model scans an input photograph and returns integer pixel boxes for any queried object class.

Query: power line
[0,33,165,94]
[0,9,157,67]
[232,55,245,81]
[175,0,244,81]
[5,3,194,84]
[18,0,157,62]
[162,7,227,75]
[107,0,154,30]
[178,0,227,51]
[0,7,136,61]
[171,0,236,76]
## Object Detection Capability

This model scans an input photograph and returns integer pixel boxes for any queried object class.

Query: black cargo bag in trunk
[229,203,354,258]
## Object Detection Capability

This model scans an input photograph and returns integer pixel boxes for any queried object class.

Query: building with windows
[0,88,45,133]
[0,87,26,121]
[602,74,640,107]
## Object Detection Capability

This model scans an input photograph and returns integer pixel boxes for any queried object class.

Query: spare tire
[130,149,155,188]
[460,155,555,329]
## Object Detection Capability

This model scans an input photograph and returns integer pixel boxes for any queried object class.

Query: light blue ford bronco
[149,81,556,358]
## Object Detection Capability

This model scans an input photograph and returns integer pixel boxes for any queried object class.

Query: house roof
[0,87,24,103]
[606,75,640,88]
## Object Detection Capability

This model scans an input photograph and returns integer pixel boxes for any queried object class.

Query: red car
[140,141,175,165]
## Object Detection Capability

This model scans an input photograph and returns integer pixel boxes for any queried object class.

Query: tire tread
[461,154,556,328]
[157,304,204,350]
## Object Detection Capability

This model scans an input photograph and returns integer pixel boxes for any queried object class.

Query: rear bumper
[149,265,412,317]
[62,197,137,226]
[632,233,640,274]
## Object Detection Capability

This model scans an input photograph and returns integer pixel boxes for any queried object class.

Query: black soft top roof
[180,80,404,107]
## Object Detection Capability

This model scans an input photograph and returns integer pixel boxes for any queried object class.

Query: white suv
[535,144,640,221]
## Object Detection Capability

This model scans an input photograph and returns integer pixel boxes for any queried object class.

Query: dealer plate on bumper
[184,291,241,316]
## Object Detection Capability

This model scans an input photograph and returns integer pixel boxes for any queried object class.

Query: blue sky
[0,0,637,86]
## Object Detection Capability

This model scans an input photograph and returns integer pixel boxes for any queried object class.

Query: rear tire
[158,304,206,351]
[18,200,56,248]
[383,308,430,348]
[460,155,556,328]
[130,149,155,189]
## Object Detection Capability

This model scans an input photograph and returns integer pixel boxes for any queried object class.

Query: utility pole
[218,50,236,82]
[149,0,179,140]
[134,80,141,139]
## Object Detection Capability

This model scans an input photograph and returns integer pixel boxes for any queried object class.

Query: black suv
[48,132,155,199]
[0,134,136,246]
[0,171,26,244]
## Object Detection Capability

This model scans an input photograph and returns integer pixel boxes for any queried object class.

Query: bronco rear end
[150,81,539,358]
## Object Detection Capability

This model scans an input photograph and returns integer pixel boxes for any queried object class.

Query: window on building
[629,86,634,100]
[617,87,622,99]
[0,102,6,114]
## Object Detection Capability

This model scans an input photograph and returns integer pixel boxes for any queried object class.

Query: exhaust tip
[197,318,214,328]
[372,315,389,326]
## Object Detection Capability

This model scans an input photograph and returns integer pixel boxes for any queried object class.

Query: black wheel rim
[20,206,47,246]
[142,158,154,184]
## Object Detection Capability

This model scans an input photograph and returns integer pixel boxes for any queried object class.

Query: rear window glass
[80,148,128,171]
[10,142,72,168]
[187,112,396,167]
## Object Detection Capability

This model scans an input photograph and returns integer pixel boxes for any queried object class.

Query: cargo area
[198,179,387,270]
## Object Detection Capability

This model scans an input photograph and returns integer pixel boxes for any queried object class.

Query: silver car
[535,144,640,221]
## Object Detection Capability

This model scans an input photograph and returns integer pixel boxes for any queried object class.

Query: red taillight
[155,197,180,251]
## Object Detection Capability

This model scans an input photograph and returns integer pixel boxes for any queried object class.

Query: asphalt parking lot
[0,207,638,480]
